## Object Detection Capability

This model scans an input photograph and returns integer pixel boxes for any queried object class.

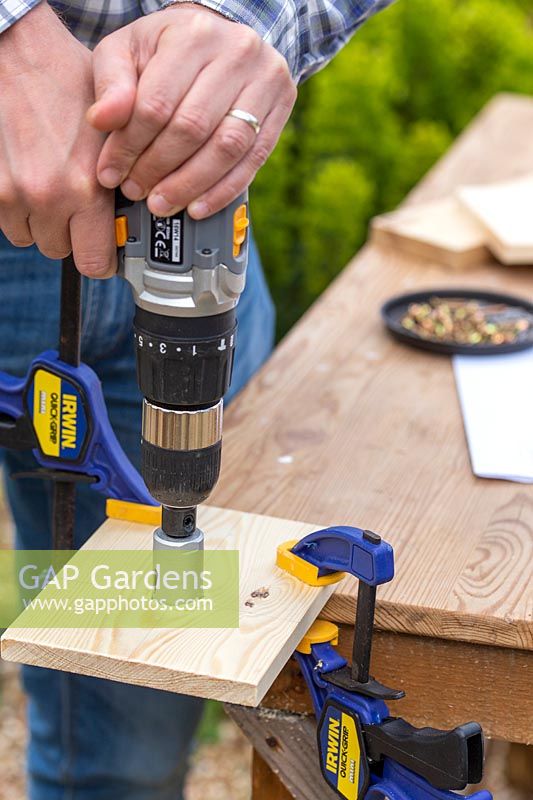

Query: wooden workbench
[210,94,533,793]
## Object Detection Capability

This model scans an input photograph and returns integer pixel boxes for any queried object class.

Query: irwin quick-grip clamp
[277,528,492,800]
[0,350,154,506]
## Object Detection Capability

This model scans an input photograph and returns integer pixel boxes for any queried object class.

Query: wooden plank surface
[225,705,338,800]
[1,506,336,706]
[458,173,533,264]
[252,752,294,800]
[211,93,533,653]
[370,196,490,269]
[263,626,533,744]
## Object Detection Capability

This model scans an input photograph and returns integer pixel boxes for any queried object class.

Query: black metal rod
[52,256,81,550]
[59,255,82,366]
[351,581,376,684]
[52,481,77,550]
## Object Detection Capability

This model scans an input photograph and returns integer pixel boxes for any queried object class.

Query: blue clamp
[0,350,154,505]
[290,526,394,585]
[279,526,492,800]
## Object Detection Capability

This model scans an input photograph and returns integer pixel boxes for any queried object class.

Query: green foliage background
[253,0,533,335]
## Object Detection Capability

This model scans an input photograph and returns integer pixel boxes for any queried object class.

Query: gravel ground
[0,663,27,800]
[0,488,528,799]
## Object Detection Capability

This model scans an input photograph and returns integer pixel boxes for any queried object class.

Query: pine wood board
[210,94,533,654]
[1,506,337,706]
[457,173,533,264]
[370,196,490,269]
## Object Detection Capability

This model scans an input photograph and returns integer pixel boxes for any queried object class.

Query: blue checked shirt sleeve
[0,0,42,34]
[186,0,394,82]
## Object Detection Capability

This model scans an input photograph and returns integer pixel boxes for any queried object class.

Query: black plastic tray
[381,288,533,356]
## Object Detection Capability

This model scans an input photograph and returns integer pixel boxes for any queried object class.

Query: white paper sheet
[453,349,533,483]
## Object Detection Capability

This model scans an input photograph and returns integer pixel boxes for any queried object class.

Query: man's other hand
[88,5,297,218]
[0,3,116,277]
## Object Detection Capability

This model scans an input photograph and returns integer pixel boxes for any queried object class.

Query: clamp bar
[289,526,394,686]
[53,257,81,550]
[354,580,377,684]
[277,525,397,697]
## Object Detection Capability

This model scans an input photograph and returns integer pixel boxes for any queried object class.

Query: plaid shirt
[0,0,391,81]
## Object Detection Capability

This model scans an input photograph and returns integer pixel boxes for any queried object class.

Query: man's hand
[88,5,297,218]
[0,3,116,277]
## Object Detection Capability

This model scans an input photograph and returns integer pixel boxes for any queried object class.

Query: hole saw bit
[116,192,250,551]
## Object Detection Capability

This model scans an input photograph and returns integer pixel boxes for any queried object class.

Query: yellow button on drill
[233,204,249,257]
[115,215,129,248]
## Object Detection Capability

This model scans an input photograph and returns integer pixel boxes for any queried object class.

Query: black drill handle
[365,717,484,791]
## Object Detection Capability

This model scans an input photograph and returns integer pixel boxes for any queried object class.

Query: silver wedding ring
[226,108,261,135]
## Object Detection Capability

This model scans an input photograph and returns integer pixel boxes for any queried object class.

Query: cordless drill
[116,193,250,551]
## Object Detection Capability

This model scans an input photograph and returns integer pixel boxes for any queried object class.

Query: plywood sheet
[370,196,489,269]
[1,507,336,706]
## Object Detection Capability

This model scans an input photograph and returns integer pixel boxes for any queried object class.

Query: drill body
[117,193,250,550]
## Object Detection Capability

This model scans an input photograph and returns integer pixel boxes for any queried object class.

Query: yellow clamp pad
[296,620,339,654]
[106,498,162,525]
[276,539,345,587]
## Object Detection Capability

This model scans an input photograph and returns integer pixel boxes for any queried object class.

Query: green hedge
[253,0,533,335]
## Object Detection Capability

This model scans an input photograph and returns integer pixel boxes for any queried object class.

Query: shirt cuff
[0,0,42,35]
[160,0,302,82]
[159,0,249,27]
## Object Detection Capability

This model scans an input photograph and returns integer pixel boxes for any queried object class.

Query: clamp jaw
[277,527,492,800]
[0,351,154,505]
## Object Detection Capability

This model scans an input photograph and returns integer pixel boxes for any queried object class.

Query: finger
[146,81,276,216]
[70,193,117,278]
[0,212,34,248]
[147,114,259,216]
[0,181,33,246]
[96,42,208,193]
[187,107,290,218]
[118,60,247,201]
[28,214,71,260]
[87,37,137,135]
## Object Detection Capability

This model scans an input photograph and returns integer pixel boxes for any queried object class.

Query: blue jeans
[0,232,275,799]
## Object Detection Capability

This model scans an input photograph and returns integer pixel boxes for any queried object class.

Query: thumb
[87,39,137,132]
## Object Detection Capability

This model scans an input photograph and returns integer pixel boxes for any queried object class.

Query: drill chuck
[141,400,223,509]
